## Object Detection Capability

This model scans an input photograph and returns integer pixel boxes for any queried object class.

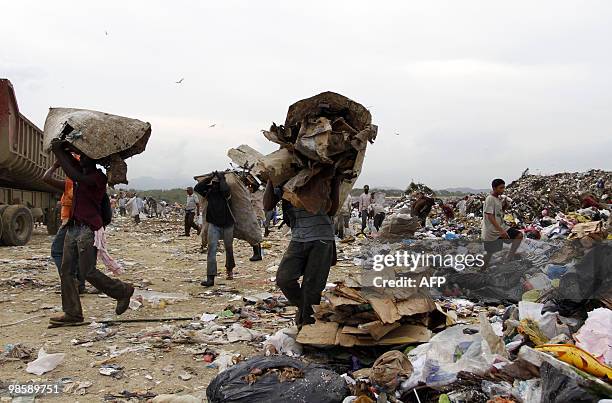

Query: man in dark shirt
[49,141,134,326]
[195,172,235,287]
[264,176,341,328]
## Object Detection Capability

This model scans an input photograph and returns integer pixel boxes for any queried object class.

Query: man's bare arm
[51,142,95,185]
[42,161,66,192]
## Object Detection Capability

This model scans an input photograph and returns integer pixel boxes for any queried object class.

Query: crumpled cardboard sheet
[297,282,441,347]
[43,108,151,186]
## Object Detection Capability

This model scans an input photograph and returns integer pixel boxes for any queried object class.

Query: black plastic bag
[206,355,349,403]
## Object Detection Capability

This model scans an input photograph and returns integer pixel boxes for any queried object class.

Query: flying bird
[395,132,400,136]
[175,78,184,84]
[105,30,108,36]
[209,124,216,128]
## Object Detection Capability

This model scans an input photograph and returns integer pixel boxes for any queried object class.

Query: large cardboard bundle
[195,171,262,246]
[43,108,151,186]
[228,92,377,214]
[379,213,421,239]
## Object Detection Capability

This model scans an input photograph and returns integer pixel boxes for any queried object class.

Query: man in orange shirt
[43,160,86,293]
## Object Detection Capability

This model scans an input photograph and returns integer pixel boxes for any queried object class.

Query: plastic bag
[370,350,413,392]
[26,348,65,375]
[574,307,612,365]
[402,325,497,388]
[206,355,348,403]
[263,328,303,357]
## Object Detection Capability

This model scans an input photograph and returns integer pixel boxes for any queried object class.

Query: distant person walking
[118,194,127,216]
[335,194,352,239]
[358,185,372,234]
[181,187,201,236]
[482,178,523,267]
[126,193,144,224]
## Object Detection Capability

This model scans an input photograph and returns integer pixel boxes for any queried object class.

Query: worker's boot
[116,284,135,315]
[249,244,262,261]
[200,276,215,287]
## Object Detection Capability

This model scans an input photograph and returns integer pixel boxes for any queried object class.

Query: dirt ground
[0,214,357,402]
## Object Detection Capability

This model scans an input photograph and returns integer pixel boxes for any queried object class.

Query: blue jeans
[51,225,84,288]
[207,223,235,276]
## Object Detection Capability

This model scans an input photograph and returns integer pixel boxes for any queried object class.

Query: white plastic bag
[26,348,65,375]
[263,328,303,357]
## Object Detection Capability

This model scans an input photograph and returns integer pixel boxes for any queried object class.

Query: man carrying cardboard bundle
[49,141,134,326]
[264,177,341,328]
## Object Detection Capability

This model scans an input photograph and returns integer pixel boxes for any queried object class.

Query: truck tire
[46,203,61,235]
[0,205,7,245]
[1,205,33,246]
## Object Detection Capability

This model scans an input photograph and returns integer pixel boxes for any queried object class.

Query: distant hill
[123,176,196,191]
[441,187,488,194]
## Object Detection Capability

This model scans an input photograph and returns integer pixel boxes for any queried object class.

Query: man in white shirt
[126,193,144,224]
[181,186,201,236]
[358,185,372,235]
[482,179,523,267]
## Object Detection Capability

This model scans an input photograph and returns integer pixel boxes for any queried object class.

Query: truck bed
[0,78,64,193]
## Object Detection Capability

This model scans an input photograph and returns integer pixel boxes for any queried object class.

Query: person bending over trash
[264,177,341,328]
[411,192,435,227]
[195,171,236,286]
[481,178,523,267]
[49,140,134,326]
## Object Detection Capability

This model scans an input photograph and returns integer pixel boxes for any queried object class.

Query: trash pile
[505,169,612,222]
[207,355,348,403]
[43,108,152,185]
[296,282,453,347]
[405,181,435,197]
[334,300,612,403]
[229,91,378,213]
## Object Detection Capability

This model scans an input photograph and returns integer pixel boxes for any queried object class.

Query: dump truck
[0,78,63,246]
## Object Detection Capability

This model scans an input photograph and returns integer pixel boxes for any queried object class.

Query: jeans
[361,210,369,232]
[276,239,334,326]
[60,224,131,320]
[51,224,84,289]
[207,223,235,276]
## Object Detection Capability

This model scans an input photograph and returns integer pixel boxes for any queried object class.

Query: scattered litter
[25,348,65,375]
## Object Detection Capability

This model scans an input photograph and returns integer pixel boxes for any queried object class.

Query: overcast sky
[2,1,611,189]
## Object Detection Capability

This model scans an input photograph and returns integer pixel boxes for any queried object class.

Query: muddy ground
[0,214,358,402]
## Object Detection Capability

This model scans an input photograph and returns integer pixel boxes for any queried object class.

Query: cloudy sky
[2,1,611,190]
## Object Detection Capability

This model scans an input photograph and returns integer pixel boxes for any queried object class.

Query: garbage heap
[43,108,152,186]
[405,181,436,197]
[331,240,612,403]
[230,91,378,214]
[505,169,612,222]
